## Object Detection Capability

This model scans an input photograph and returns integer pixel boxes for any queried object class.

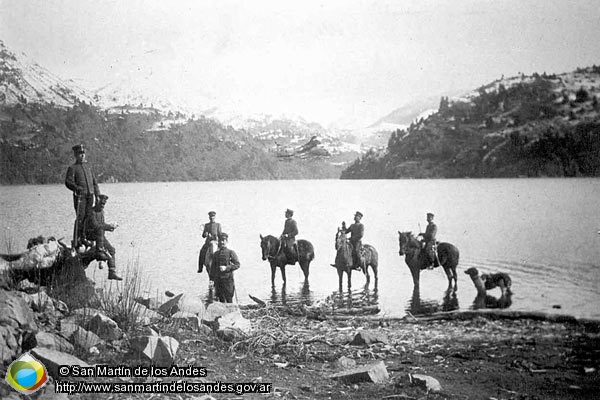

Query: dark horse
[334,227,378,292]
[260,235,315,287]
[398,231,459,290]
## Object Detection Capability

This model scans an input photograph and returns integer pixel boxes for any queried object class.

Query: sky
[1,0,599,129]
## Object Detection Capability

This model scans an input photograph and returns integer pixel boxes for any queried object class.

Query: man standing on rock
[85,194,122,280]
[212,233,240,303]
[65,144,101,248]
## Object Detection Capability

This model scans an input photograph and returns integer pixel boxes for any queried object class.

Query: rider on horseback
[198,211,222,273]
[345,211,364,271]
[418,212,440,269]
[280,209,298,264]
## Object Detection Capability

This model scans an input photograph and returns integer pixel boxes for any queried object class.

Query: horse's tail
[298,239,315,262]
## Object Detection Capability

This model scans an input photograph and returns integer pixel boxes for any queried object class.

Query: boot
[108,269,123,281]
[433,252,441,268]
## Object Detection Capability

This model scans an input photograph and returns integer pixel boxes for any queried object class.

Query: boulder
[216,311,252,335]
[349,330,389,346]
[171,311,202,331]
[86,313,123,341]
[71,327,104,350]
[203,302,240,322]
[0,324,20,364]
[0,289,38,330]
[131,335,179,366]
[23,331,75,353]
[0,289,38,363]
[410,373,442,393]
[31,347,90,379]
[329,360,389,384]
[158,293,183,316]
[337,356,357,370]
[181,296,207,319]
[59,322,81,339]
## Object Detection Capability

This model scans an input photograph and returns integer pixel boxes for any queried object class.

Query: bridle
[398,232,418,256]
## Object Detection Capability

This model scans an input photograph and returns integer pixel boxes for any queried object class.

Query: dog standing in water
[464,267,512,296]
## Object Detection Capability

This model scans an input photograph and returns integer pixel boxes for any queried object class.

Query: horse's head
[335,227,347,251]
[398,231,415,256]
[260,234,276,260]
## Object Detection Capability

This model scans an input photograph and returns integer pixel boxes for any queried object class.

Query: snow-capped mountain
[0,41,93,107]
[0,41,374,155]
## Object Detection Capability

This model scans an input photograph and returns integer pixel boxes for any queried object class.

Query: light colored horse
[333,227,378,292]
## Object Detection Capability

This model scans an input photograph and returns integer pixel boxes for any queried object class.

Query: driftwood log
[0,236,103,287]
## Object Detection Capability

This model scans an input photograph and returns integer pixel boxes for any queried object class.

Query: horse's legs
[281,265,287,287]
[299,260,309,281]
[443,266,453,290]
[338,269,344,292]
[270,263,277,287]
[347,268,352,291]
[453,266,458,290]
[409,265,420,289]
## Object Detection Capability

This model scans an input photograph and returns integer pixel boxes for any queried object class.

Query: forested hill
[341,67,600,179]
[0,102,341,184]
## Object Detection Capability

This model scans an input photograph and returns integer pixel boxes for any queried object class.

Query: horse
[198,240,218,288]
[333,227,378,292]
[398,231,459,290]
[260,234,315,287]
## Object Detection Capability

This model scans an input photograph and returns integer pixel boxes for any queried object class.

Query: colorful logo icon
[5,353,48,394]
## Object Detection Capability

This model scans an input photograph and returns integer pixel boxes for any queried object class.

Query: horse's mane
[400,231,421,248]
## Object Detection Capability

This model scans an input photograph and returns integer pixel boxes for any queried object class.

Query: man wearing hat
[85,194,122,280]
[344,211,365,270]
[280,209,299,263]
[65,144,101,248]
[418,212,439,268]
[198,211,222,273]
[212,233,240,303]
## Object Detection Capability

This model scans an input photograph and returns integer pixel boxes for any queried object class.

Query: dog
[464,267,512,295]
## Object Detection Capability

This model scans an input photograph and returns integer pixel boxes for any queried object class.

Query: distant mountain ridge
[0,41,93,108]
[342,68,600,178]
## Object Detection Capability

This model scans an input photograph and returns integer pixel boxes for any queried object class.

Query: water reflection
[406,287,460,316]
[269,281,314,307]
[330,283,379,312]
[471,292,513,310]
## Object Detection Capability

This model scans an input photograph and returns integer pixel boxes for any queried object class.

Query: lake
[1,179,599,319]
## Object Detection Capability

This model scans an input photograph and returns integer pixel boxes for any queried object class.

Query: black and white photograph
[1,1,599,398]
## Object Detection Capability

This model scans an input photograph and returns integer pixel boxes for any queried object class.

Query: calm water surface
[1,179,599,319]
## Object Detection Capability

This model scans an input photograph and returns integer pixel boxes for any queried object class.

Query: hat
[218,232,229,240]
[285,209,294,215]
[98,194,109,201]
[208,211,216,217]
[427,212,434,218]
[72,144,85,154]
[355,211,363,218]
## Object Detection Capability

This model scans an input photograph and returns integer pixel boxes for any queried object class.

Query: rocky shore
[1,241,599,399]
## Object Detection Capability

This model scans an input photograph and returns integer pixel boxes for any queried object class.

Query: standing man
[198,211,222,273]
[65,144,101,248]
[418,212,439,268]
[212,233,240,303]
[345,211,365,270]
[280,208,298,263]
[85,194,122,280]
